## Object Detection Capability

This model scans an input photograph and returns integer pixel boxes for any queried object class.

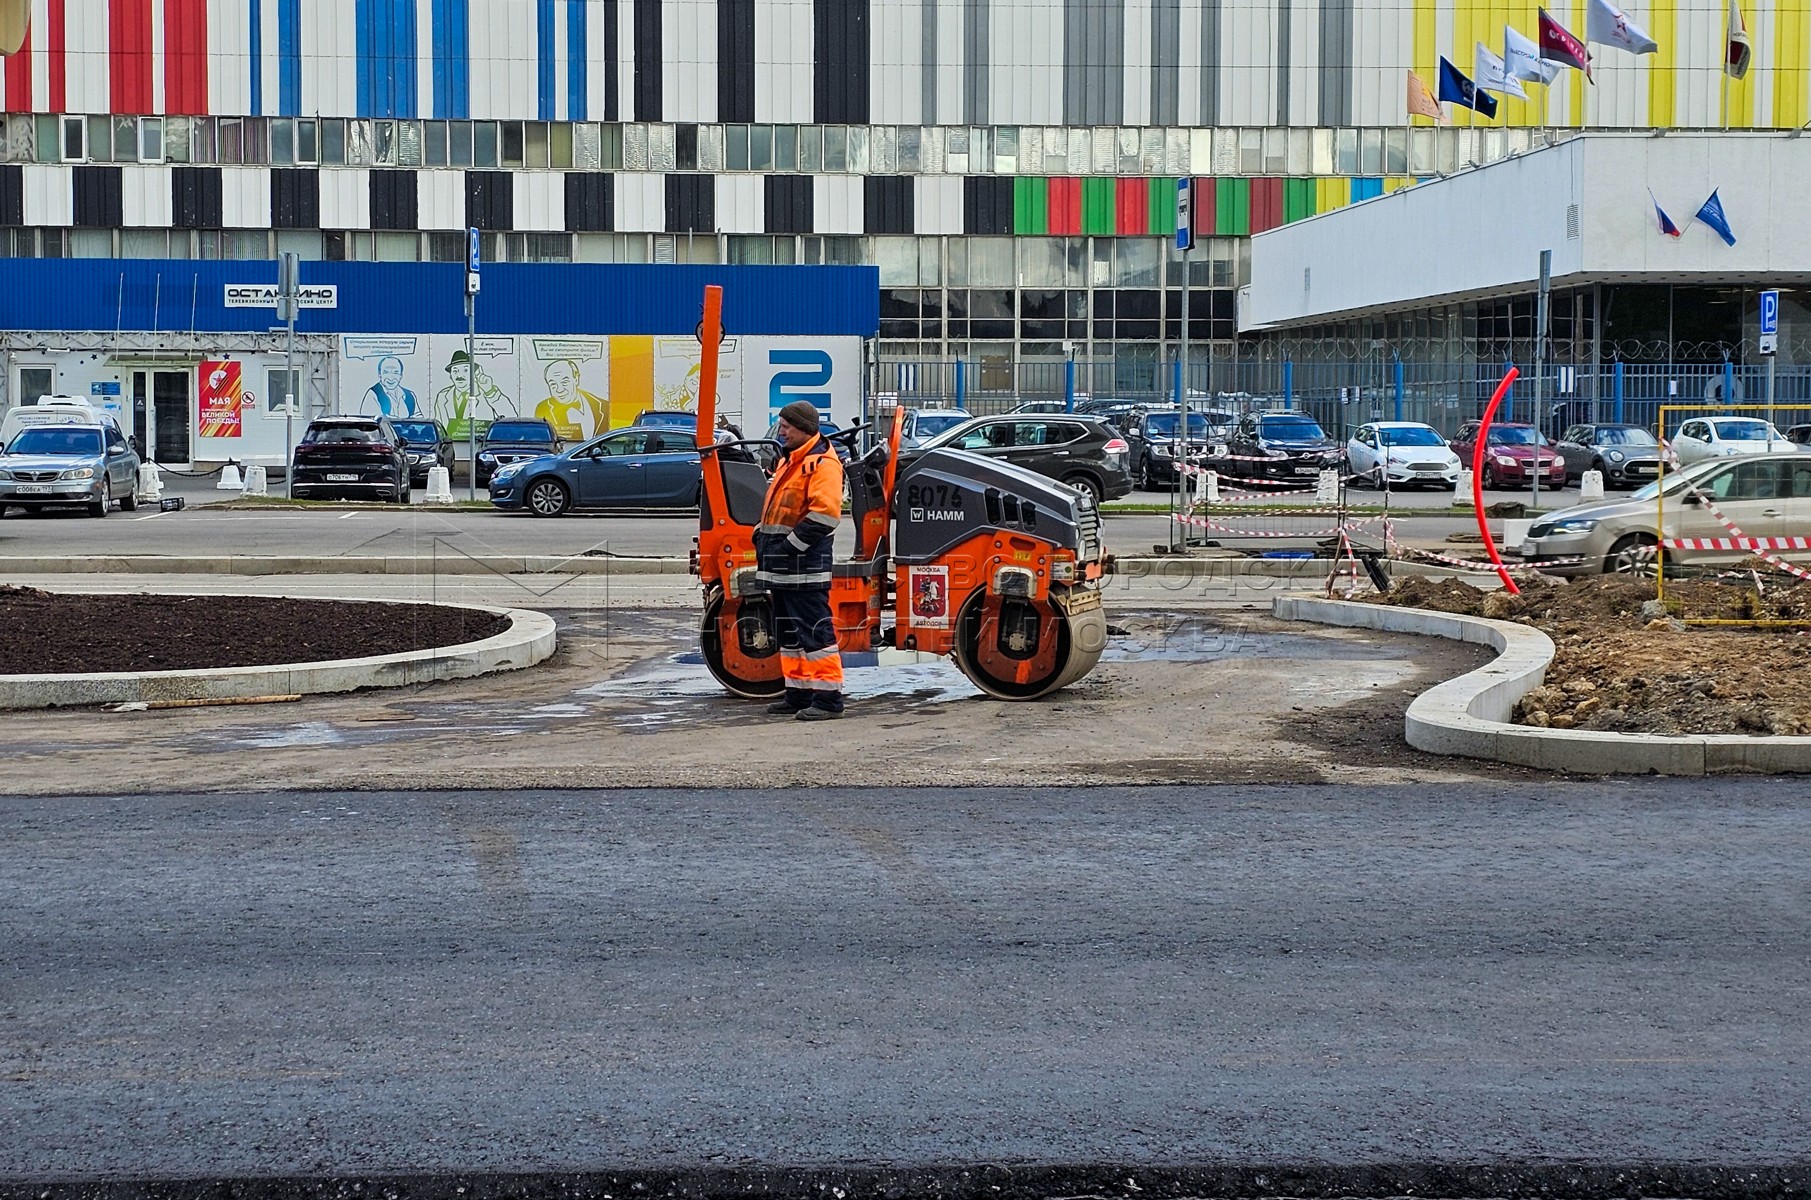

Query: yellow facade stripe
[1647,0,1676,128]
[1416,0,1439,100]
[1565,0,1582,126]
[1776,0,1811,128]
[1317,177,1345,214]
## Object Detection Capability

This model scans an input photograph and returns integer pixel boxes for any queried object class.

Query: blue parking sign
[1761,289,1779,336]
[1175,178,1194,252]
[468,226,482,273]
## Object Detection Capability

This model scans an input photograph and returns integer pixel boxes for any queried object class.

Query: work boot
[767,700,805,715]
[795,706,844,721]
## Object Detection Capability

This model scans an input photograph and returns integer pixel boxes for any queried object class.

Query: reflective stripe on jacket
[753,435,843,586]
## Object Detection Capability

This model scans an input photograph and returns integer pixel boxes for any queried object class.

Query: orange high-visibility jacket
[753,436,843,586]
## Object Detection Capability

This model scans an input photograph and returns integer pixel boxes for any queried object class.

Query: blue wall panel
[0,261,881,338]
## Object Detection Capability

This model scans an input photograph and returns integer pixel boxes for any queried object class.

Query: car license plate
[16,484,49,494]
[1293,466,1319,475]
[326,473,359,481]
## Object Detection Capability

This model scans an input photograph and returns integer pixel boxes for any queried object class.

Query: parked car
[291,415,411,503]
[1345,421,1463,489]
[1670,415,1795,465]
[1010,400,1074,415]
[391,418,455,484]
[0,420,141,517]
[1553,423,1662,488]
[488,425,702,516]
[1205,411,1345,482]
[1073,398,1156,431]
[634,410,700,431]
[897,414,1132,504]
[0,395,120,451]
[1519,453,1811,576]
[899,407,972,447]
[1786,424,1811,446]
[476,418,562,486]
[1449,421,1567,489]
[1122,408,1236,489]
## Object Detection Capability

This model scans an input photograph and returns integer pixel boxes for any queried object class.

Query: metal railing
[870,357,1811,439]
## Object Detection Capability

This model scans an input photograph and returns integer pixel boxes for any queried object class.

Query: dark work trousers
[770,585,845,712]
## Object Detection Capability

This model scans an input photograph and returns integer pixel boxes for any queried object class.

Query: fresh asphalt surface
[3,782,1807,1189]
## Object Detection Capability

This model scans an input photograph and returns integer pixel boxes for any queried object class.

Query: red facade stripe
[111,0,155,114]
[1250,178,1283,234]
[47,0,66,115]
[1048,177,1081,235]
[1194,174,1216,234]
[166,0,210,116]
[2,22,31,112]
[1115,178,1149,235]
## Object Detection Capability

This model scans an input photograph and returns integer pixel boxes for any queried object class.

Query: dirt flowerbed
[1380,575,1811,737]
[0,586,510,674]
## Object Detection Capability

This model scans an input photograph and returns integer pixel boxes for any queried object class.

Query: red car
[1450,421,1568,488]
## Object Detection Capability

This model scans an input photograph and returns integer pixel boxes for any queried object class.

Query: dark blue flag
[1695,189,1737,246]
[1437,56,1500,119]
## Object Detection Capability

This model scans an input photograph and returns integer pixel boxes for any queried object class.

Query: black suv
[897,414,1133,505]
[1123,408,1237,489]
[391,418,455,484]
[1207,412,1344,482]
[292,416,410,502]
[476,418,561,486]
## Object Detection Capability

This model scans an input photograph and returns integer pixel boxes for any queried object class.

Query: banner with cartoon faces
[339,336,861,441]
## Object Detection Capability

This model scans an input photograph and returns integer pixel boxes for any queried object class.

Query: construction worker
[755,400,845,720]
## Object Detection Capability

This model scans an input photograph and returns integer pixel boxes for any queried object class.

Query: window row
[0,114,1561,179]
[0,226,1256,293]
[879,288,1239,343]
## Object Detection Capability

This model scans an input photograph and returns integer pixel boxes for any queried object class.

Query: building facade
[0,0,1802,399]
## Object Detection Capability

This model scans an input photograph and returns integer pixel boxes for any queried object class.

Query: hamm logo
[910,507,964,521]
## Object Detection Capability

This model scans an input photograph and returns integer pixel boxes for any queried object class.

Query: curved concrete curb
[0,598,557,710]
[1273,595,1811,776]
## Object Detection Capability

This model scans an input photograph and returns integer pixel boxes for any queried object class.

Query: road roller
[688,285,1108,701]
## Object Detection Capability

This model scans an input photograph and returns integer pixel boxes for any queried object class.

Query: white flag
[1475,43,1531,98]
[1505,24,1562,83]
[1726,0,1753,78]
[1587,0,1658,54]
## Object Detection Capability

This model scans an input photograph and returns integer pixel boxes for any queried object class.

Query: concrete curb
[0,598,557,710]
[0,555,691,576]
[0,554,1493,580]
[1273,595,1811,776]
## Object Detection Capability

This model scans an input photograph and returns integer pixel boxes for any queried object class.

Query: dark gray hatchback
[895,414,1132,505]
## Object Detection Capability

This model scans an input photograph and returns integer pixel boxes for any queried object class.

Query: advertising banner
[198,359,243,438]
[337,335,863,441]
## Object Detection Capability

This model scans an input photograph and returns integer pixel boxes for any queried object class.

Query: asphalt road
[3,782,1807,1188]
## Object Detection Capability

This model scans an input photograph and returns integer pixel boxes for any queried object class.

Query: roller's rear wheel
[700,589,786,699]
[951,588,1108,700]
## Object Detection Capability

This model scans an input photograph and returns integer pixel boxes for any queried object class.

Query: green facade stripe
[1081,177,1116,235]
[1215,176,1249,235]
[1148,177,1176,235]
[1014,177,1047,234]
[1283,178,1315,223]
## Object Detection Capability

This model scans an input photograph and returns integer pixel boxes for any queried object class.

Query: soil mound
[0,586,510,674]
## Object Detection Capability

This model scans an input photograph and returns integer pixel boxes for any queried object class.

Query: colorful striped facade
[0,0,1791,362]
[0,0,1800,128]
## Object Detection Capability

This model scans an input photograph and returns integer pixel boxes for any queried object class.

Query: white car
[1346,421,1464,489]
[1671,416,1796,465]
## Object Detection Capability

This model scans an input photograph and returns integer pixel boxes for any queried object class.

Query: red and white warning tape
[1654,445,1811,583]
[1662,535,1811,552]
[1178,512,1388,539]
